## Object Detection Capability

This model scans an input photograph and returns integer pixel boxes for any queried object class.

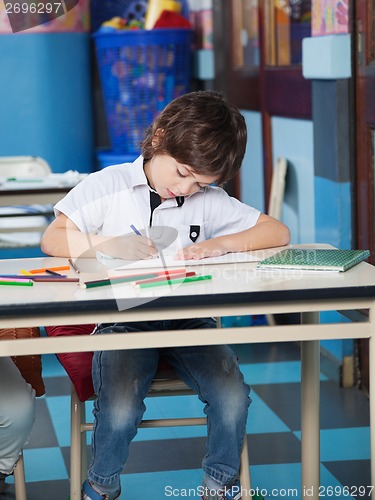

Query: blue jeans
[88,318,251,490]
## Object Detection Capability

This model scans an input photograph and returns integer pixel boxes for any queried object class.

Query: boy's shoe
[0,472,8,495]
[0,472,11,494]
[81,479,121,500]
[201,479,242,500]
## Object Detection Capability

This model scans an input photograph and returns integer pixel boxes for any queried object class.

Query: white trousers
[0,357,35,474]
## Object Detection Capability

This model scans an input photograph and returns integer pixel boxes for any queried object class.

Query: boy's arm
[41,213,156,260]
[175,214,290,260]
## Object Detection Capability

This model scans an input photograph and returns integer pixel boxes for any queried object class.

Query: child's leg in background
[0,357,35,475]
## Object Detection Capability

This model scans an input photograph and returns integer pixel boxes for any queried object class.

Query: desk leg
[370,302,375,500]
[301,312,320,500]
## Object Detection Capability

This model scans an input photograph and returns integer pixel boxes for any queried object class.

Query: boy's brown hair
[141,90,247,185]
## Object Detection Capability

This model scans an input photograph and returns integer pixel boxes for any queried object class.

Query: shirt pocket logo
[189,225,200,243]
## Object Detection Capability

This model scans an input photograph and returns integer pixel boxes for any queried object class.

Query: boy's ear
[152,128,164,148]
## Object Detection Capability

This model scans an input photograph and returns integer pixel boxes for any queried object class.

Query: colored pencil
[32,277,80,283]
[83,269,188,288]
[0,274,68,280]
[130,224,142,236]
[31,274,68,280]
[28,266,71,274]
[45,269,63,276]
[0,274,39,279]
[83,273,158,289]
[0,277,33,283]
[20,269,33,275]
[0,280,33,286]
[134,271,196,285]
[68,258,80,274]
[137,274,213,289]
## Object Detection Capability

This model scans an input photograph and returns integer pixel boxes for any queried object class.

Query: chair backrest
[268,157,288,220]
[0,156,51,178]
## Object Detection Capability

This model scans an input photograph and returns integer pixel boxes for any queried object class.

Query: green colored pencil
[83,273,158,289]
[138,275,213,289]
[0,280,33,286]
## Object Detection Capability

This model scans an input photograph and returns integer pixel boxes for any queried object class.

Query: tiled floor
[2,340,371,500]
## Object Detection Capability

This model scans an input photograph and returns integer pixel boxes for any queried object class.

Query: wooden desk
[0,172,87,207]
[0,186,73,207]
[0,176,86,243]
[0,255,374,500]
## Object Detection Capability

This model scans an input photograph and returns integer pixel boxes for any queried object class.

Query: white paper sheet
[97,247,288,271]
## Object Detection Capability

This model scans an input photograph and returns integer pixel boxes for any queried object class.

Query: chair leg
[14,453,27,500]
[70,387,83,499]
[80,402,88,484]
[240,436,252,499]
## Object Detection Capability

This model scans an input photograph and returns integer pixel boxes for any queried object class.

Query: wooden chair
[14,453,26,500]
[268,157,288,221]
[70,368,251,499]
[266,157,288,326]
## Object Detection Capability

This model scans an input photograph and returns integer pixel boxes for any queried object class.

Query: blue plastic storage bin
[93,28,191,155]
[96,150,138,169]
[90,0,148,31]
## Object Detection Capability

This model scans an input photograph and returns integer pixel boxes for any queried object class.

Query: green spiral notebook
[257,248,371,272]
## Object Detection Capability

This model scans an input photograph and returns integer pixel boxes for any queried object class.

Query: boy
[41,90,290,500]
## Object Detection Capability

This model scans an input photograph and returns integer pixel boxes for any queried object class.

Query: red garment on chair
[45,324,95,402]
[45,324,173,402]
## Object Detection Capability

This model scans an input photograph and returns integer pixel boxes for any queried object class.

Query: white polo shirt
[54,155,260,251]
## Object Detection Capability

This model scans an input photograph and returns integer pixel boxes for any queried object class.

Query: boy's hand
[100,226,178,261]
[101,234,157,261]
[175,239,227,260]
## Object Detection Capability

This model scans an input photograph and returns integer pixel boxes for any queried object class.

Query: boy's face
[145,154,217,200]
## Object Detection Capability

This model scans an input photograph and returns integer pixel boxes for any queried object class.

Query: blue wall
[315,177,352,249]
[0,33,95,173]
[272,116,315,244]
[240,111,265,213]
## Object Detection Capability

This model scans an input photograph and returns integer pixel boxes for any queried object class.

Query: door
[355,0,375,392]
[212,0,311,204]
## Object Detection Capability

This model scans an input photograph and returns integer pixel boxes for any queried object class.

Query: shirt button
[191,231,197,238]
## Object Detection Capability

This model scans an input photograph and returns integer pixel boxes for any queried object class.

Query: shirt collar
[129,155,203,202]
[128,155,149,188]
